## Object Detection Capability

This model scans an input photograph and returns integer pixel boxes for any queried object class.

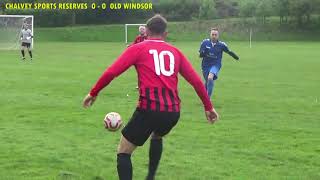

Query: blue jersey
[199,39,230,69]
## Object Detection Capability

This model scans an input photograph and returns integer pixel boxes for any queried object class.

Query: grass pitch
[0,41,319,179]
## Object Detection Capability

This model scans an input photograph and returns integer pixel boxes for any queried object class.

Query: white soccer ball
[104,112,122,131]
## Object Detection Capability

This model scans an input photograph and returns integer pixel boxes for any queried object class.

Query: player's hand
[83,94,97,108]
[205,108,219,124]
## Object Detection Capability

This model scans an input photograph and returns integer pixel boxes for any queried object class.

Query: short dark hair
[211,27,219,31]
[146,14,167,35]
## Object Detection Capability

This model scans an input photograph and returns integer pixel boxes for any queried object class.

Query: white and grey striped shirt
[21,29,32,43]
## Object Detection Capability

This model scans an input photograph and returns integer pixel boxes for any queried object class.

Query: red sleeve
[178,51,213,111]
[127,36,139,47]
[133,36,139,44]
[89,46,139,97]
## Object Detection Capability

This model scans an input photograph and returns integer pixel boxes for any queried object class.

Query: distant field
[0,41,319,179]
[35,19,320,42]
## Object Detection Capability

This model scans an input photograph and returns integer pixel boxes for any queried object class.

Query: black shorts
[122,109,180,146]
[21,42,31,48]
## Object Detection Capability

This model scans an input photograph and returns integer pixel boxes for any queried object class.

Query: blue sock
[207,79,214,98]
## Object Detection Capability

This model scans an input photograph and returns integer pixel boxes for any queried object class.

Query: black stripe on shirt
[145,88,151,111]
[154,87,160,111]
[168,90,176,112]
[162,88,169,112]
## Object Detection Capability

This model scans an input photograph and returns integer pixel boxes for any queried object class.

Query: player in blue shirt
[199,28,239,98]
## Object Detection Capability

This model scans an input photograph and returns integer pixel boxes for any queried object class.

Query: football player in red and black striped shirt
[83,14,219,180]
[127,25,148,47]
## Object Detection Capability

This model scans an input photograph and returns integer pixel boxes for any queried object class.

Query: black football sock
[146,138,163,180]
[28,50,32,58]
[21,50,25,58]
[117,153,132,180]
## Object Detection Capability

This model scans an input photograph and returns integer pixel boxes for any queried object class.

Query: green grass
[0,41,319,179]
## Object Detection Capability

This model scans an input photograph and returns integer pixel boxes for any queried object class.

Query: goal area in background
[0,15,34,50]
[125,24,146,44]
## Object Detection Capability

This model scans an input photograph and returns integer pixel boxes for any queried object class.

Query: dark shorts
[122,108,180,146]
[21,42,31,48]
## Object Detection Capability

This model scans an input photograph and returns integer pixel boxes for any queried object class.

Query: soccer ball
[104,112,122,131]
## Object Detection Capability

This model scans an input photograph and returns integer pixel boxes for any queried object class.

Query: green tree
[276,0,290,24]
[215,0,239,18]
[256,0,273,24]
[198,0,216,20]
[240,1,256,17]
[155,0,200,21]
[290,0,313,25]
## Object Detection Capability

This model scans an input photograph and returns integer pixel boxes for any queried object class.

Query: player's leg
[21,43,26,60]
[27,44,32,60]
[146,111,180,180]
[117,135,137,180]
[207,66,220,97]
[118,109,153,180]
[146,133,163,180]
[202,68,209,91]
[207,73,215,97]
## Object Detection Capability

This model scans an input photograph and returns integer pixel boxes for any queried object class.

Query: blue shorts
[202,66,221,80]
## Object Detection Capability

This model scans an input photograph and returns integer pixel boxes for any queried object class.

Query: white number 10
[149,49,175,76]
